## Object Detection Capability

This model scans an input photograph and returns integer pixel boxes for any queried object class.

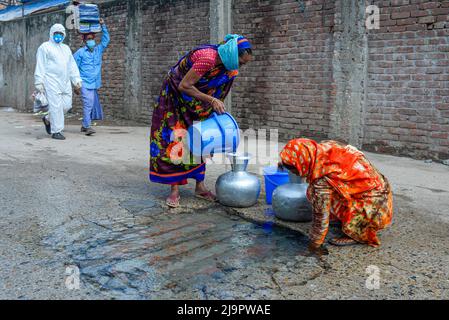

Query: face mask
[53,34,64,43]
[86,40,96,49]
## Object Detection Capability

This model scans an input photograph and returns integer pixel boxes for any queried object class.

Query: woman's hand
[178,69,226,114]
[211,98,226,115]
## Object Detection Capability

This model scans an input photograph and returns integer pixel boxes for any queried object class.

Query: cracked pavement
[0,109,448,299]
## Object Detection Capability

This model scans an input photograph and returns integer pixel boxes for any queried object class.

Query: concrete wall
[0,10,67,112]
[1,0,449,160]
[330,0,368,147]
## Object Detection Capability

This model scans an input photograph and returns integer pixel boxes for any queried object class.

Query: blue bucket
[188,112,240,157]
[263,166,290,205]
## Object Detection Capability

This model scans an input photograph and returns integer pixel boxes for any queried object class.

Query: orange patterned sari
[280,139,393,247]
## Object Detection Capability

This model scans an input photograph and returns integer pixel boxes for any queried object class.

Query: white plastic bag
[32,91,49,113]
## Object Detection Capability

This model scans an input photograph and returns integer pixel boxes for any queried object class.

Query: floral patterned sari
[280,139,394,247]
[150,45,238,185]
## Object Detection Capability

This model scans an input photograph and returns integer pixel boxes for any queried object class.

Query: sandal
[166,194,180,208]
[328,237,360,247]
[195,191,217,202]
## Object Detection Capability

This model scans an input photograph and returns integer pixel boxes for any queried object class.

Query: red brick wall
[232,0,336,141]
[70,0,210,123]
[32,0,449,160]
[139,0,210,123]
[69,0,128,121]
[363,0,449,159]
[96,0,128,121]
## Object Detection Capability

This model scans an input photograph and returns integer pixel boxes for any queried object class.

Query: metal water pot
[216,153,261,208]
[272,172,312,222]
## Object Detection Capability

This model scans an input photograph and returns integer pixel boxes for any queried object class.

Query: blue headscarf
[218,34,252,71]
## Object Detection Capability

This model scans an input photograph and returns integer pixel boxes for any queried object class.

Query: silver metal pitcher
[216,153,261,208]
[272,171,312,222]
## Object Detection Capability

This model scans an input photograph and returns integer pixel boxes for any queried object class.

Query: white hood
[49,24,66,43]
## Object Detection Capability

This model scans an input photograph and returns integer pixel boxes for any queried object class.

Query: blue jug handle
[211,112,227,151]
[203,136,215,150]
[211,112,226,137]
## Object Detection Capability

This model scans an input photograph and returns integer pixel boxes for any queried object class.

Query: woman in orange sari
[279,138,393,253]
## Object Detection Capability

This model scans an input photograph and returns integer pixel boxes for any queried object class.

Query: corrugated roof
[0,0,70,22]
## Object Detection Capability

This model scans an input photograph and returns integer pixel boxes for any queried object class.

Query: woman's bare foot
[166,185,180,208]
[195,181,217,202]
[328,236,359,247]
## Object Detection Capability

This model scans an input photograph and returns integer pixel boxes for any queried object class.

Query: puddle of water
[43,206,310,299]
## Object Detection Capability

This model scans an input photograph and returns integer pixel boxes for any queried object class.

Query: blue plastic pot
[188,112,240,157]
[263,166,290,205]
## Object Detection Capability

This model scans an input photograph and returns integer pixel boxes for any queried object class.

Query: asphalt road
[0,109,448,299]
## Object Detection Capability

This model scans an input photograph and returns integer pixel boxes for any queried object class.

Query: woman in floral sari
[150,35,252,208]
[279,139,393,253]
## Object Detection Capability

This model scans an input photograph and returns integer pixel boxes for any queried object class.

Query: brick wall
[71,0,210,123]
[139,0,210,123]
[1,0,449,160]
[69,0,129,121]
[232,0,335,141]
[96,0,128,121]
[364,0,449,160]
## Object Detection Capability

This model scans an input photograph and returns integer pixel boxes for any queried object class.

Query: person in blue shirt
[74,18,110,136]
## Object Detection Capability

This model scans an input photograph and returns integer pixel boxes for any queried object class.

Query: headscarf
[49,24,66,43]
[280,138,383,199]
[218,34,252,71]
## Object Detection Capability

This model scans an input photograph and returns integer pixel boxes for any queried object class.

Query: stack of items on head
[78,4,101,34]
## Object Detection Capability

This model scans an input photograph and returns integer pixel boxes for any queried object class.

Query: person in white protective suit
[34,24,82,140]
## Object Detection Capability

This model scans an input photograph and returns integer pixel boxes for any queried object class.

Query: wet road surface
[1,110,448,299]
[43,203,322,299]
